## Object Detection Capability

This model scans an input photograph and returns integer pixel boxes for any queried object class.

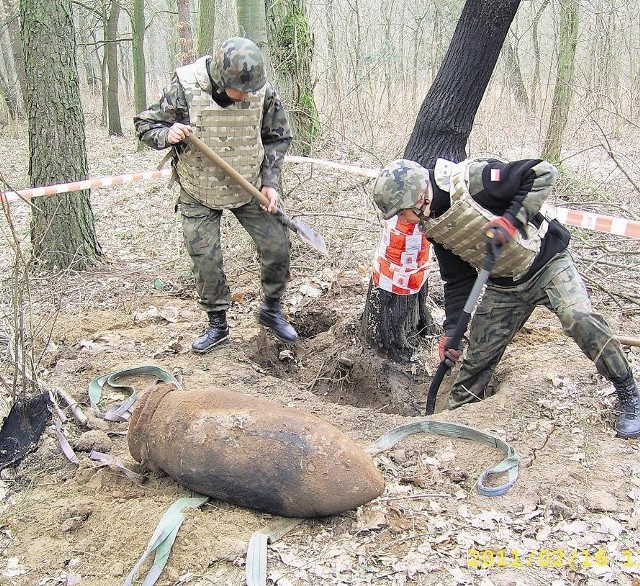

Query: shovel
[425,232,504,415]
[185,135,328,256]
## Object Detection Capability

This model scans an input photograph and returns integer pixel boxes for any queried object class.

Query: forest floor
[1,116,640,586]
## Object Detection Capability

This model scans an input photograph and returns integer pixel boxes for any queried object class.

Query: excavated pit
[249,307,430,416]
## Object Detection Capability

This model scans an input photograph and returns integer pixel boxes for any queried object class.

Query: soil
[1,124,640,586]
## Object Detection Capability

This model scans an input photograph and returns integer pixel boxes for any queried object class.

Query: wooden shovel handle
[185,135,271,209]
[617,336,640,348]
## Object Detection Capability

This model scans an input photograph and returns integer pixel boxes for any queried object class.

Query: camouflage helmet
[372,159,431,219]
[210,37,267,93]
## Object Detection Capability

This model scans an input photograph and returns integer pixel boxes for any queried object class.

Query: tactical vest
[175,56,266,209]
[420,159,548,280]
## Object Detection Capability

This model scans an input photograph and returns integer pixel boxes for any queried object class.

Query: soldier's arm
[134,77,191,150]
[260,81,293,189]
[432,243,478,335]
[482,159,558,228]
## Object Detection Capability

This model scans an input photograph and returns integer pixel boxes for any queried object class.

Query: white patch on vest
[490,168,501,182]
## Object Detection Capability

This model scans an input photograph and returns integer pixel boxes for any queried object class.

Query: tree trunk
[405,0,522,168]
[541,0,579,164]
[430,3,444,81]
[176,0,196,66]
[77,6,98,91]
[362,0,521,365]
[99,27,108,126]
[197,0,215,55]
[0,10,20,116]
[267,0,319,154]
[0,68,17,120]
[502,33,528,109]
[1,0,26,112]
[20,0,101,270]
[588,0,616,110]
[131,0,147,115]
[360,280,435,363]
[237,0,271,74]
[530,0,551,108]
[106,0,123,135]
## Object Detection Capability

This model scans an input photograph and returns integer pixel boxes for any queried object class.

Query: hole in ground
[250,310,426,416]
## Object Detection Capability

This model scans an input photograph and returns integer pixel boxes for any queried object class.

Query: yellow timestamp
[467,547,613,569]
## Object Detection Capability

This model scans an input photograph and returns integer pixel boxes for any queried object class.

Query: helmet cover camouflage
[210,37,267,93]
[372,159,431,219]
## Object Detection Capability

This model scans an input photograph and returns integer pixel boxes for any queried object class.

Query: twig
[54,387,88,426]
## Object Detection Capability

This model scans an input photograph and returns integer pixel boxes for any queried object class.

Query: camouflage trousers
[449,250,630,409]
[179,191,291,313]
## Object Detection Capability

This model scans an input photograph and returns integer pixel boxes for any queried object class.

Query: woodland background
[0,1,640,585]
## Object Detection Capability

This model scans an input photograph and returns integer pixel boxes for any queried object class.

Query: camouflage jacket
[134,64,292,189]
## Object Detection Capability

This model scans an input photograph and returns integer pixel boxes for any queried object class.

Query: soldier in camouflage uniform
[134,37,297,352]
[372,158,640,439]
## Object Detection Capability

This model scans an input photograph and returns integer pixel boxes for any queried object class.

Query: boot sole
[192,334,230,355]
[615,429,640,439]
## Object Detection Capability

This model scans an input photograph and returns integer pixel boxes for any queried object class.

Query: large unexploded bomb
[128,383,385,517]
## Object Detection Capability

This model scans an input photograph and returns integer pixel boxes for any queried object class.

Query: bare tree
[267,0,319,154]
[542,0,579,163]
[502,32,529,109]
[197,0,215,55]
[0,0,26,110]
[237,0,271,72]
[131,0,147,115]
[530,0,551,108]
[176,0,196,65]
[105,0,123,135]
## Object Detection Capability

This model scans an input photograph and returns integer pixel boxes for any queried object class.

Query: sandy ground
[1,119,640,586]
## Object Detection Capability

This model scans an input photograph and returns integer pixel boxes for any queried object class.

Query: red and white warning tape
[2,157,639,240]
[0,169,172,203]
[543,205,640,239]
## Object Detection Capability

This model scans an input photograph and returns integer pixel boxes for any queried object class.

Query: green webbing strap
[246,518,302,586]
[88,366,181,422]
[368,419,519,497]
[124,496,209,586]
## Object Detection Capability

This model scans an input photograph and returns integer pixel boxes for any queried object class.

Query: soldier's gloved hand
[438,336,463,374]
[483,216,517,245]
[167,123,193,145]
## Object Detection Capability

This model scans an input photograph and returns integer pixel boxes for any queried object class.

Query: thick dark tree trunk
[21,0,101,269]
[405,0,522,167]
[360,280,434,363]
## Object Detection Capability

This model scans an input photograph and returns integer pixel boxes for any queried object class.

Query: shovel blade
[293,219,328,256]
[275,209,328,256]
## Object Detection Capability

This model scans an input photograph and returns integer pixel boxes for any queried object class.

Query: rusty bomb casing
[127,383,385,517]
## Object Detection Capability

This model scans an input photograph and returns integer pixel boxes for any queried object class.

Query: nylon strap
[368,419,519,497]
[124,496,209,586]
[246,518,302,586]
[88,366,181,422]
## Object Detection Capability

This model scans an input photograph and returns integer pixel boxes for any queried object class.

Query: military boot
[192,310,229,354]
[612,372,640,439]
[258,299,298,343]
